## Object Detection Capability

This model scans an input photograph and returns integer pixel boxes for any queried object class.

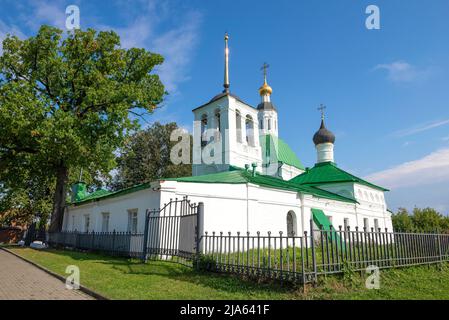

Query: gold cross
[260,62,269,81]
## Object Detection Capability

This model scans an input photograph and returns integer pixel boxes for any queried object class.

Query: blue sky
[1,0,449,214]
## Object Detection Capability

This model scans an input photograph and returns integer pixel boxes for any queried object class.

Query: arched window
[260,119,263,129]
[201,114,208,147]
[236,110,242,143]
[245,115,254,146]
[214,109,221,141]
[268,119,271,131]
[287,211,297,236]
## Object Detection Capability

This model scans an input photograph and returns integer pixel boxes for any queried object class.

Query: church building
[62,35,393,238]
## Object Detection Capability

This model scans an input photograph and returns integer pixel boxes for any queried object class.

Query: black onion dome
[257,101,277,111]
[313,119,336,145]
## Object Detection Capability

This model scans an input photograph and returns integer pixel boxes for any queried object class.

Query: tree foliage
[392,207,449,233]
[0,25,165,231]
[111,122,191,190]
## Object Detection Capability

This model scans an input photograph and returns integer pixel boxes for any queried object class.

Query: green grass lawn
[4,246,449,300]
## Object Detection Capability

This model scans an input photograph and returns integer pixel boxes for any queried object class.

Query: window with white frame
[84,214,90,233]
[326,215,333,227]
[102,212,110,232]
[358,189,363,199]
[127,210,138,234]
[344,218,349,231]
[363,218,369,231]
[214,109,221,141]
[374,218,379,231]
[236,110,242,143]
[245,115,255,146]
[71,215,76,231]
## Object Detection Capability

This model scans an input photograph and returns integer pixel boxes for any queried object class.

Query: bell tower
[257,63,278,137]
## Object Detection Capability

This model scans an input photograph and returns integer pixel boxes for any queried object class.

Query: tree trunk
[49,165,68,232]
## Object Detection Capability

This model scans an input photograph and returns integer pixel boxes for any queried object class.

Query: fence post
[437,231,443,265]
[112,230,116,255]
[142,209,150,262]
[309,219,317,285]
[75,231,80,249]
[196,202,204,270]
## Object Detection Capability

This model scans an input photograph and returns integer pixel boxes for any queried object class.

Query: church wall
[159,181,248,234]
[192,97,229,176]
[354,183,393,232]
[63,188,160,233]
[304,196,358,231]
[228,98,263,170]
[247,185,301,235]
[280,164,304,180]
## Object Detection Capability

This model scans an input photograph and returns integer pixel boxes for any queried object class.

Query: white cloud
[2,0,202,97]
[25,1,66,30]
[374,60,433,83]
[0,20,26,54]
[96,3,202,94]
[365,148,449,189]
[392,118,449,138]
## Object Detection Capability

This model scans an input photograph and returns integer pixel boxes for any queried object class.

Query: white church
[62,35,393,238]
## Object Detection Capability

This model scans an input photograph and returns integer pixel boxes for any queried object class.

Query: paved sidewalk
[0,249,92,300]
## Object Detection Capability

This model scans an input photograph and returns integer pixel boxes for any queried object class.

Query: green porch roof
[289,161,388,191]
[260,134,304,170]
[168,169,357,204]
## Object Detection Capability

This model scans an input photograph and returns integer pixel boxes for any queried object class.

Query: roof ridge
[290,162,388,191]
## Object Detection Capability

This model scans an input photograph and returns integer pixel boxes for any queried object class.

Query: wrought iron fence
[47,220,449,285]
[314,225,449,274]
[199,222,449,284]
[142,197,200,267]
[48,231,144,258]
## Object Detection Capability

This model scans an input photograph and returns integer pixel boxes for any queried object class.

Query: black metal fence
[47,219,449,285]
[48,231,144,258]
[142,197,201,266]
[199,222,449,284]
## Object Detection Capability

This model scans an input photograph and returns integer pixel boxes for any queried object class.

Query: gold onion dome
[259,81,272,96]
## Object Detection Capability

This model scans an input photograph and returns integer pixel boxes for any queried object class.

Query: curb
[0,246,109,300]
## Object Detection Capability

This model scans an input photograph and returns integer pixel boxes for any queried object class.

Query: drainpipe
[246,182,249,232]
[299,193,305,237]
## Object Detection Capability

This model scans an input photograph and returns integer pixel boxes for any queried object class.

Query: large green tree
[0,26,165,231]
[391,207,414,232]
[111,122,191,190]
[392,207,449,233]
[411,207,447,233]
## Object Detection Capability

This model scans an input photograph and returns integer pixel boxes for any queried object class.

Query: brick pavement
[0,249,93,300]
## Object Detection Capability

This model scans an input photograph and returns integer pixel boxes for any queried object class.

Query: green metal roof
[260,134,305,170]
[289,161,388,191]
[70,166,361,206]
[167,169,357,204]
[70,183,151,206]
